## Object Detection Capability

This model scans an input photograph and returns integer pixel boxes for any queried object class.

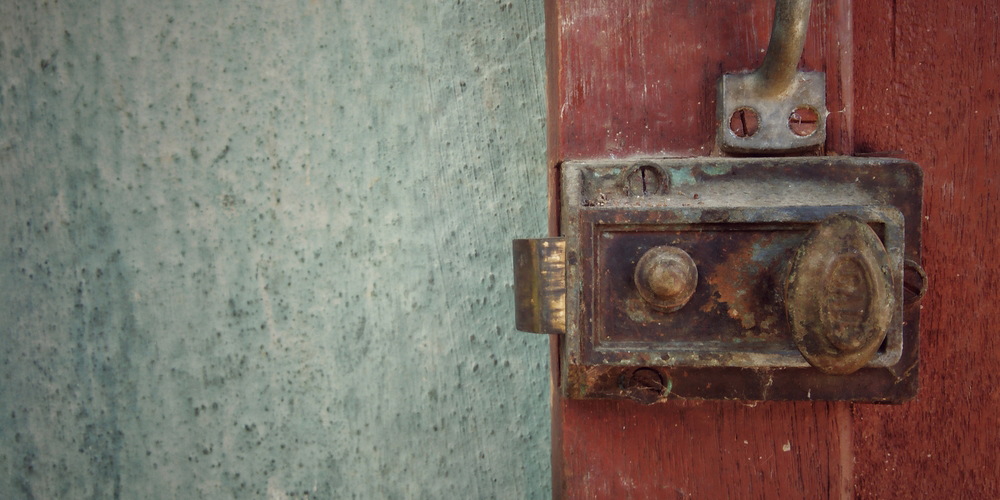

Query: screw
[903,259,927,306]
[789,106,819,136]
[627,368,664,392]
[624,164,665,197]
[729,107,760,137]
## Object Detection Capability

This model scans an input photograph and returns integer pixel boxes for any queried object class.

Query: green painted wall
[0,0,550,497]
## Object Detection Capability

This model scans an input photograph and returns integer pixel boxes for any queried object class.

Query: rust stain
[702,234,783,332]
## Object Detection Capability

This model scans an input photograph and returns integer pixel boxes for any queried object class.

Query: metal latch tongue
[513,238,566,334]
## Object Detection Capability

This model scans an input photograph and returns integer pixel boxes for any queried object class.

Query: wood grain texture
[851,0,1000,497]
[547,0,854,498]
[557,400,853,498]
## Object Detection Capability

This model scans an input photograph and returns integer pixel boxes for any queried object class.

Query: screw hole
[789,106,819,136]
[729,107,759,138]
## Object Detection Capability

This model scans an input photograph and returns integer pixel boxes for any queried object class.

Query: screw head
[624,164,666,197]
[620,368,667,404]
[634,246,698,312]
[788,106,819,136]
[729,107,760,138]
[902,258,927,306]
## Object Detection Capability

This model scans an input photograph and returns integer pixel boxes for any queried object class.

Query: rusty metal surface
[513,238,567,334]
[559,156,923,402]
[717,0,827,153]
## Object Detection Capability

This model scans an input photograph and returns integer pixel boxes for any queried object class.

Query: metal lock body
[515,157,923,402]
[513,0,927,402]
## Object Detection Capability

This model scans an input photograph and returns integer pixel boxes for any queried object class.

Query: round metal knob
[786,215,895,375]
[634,246,698,313]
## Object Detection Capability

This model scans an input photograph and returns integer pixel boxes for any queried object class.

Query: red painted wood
[546,0,855,498]
[548,0,1000,497]
[556,400,852,498]
[547,0,852,162]
[851,0,1000,497]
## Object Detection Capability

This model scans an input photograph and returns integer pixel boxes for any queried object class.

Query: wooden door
[546,0,999,497]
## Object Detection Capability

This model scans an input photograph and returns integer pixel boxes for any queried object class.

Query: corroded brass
[634,246,698,312]
[513,238,566,334]
[786,215,895,374]
[513,156,922,401]
[552,157,921,402]
[717,0,826,153]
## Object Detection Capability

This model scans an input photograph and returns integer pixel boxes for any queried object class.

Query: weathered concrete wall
[0,0,549,497]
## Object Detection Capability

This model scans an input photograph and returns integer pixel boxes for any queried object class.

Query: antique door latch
[513,0,926,403]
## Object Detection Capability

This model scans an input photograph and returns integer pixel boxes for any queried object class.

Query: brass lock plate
[557,157,922,402]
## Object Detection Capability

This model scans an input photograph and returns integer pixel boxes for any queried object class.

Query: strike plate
[517,156,923,403]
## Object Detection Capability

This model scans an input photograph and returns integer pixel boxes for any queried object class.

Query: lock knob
[786,215,896,374]
[634,246,698,313]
